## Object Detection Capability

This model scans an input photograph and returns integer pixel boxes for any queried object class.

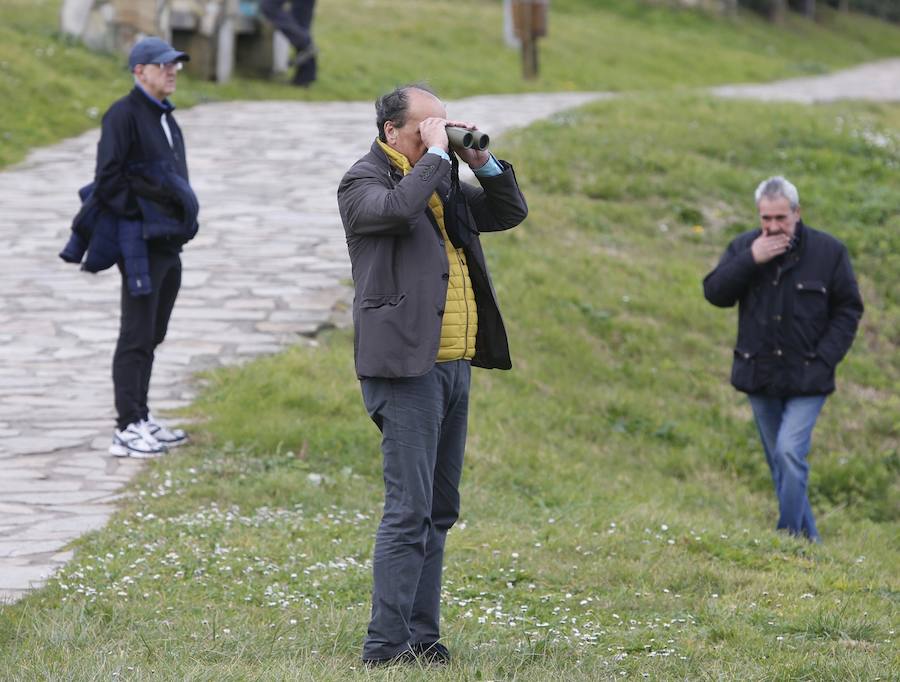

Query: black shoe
[411,641,450,665]
[290,67,316,87]
[292,42,318,67]
[362,648,417,668]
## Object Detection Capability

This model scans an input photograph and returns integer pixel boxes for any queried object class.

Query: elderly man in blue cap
[89,37,196,458]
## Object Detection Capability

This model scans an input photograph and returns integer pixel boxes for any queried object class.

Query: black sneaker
[411,641,450,665]
[362,648,417,668]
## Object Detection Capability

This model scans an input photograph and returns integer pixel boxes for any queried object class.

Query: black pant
[113,251,181,430]
[260,0,317,85]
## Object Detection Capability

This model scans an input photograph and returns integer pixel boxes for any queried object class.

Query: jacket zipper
[455,247,470,358]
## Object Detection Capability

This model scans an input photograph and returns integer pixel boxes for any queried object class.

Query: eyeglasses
[154,62,183,72]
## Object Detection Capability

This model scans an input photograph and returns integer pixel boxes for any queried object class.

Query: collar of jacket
[768,219,806,274]
[786,219,806,257]
[369,139,448,187]
[375,139,451,241]
[792,219,806,250]
[376,138,413,175]
[131,85,175,113]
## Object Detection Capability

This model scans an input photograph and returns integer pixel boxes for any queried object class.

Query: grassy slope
[2,95,897,680]
[1,1,899,681]
[2,0,900,168]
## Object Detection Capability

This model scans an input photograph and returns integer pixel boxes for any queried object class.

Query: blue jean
[748,394,827,541]
[359,360,470,660]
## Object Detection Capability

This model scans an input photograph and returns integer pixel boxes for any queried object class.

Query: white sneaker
[145,413,188,447]
[110,421,167,458]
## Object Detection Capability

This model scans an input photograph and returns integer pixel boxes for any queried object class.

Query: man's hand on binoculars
[419,117,452,152]
[455,146,490,169]
[419,117,480,153]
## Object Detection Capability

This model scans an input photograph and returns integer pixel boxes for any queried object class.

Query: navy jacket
[60,183,152,296]
[703,221,863,396]
[94,87,190,224]
[60,87,198,295]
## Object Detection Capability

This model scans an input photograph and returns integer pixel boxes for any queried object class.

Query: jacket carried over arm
[337,141,528,378]
[703,221,863,396]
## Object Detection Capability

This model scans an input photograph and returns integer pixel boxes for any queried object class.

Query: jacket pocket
[798,351,834,395]
[360,293,406,309]
[730,347,757,393]
[793,280,829,351]
[794,280,828,318]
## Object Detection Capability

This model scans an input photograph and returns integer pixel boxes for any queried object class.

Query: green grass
[2,92,897,678]
[2,0,900,167]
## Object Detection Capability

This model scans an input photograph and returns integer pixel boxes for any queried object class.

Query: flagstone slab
[0,565,55,591]
[0,437,74,455]
[0,540,69,558]
[0,479,86,494]
[18,515,112,537]
[0,491,114,506]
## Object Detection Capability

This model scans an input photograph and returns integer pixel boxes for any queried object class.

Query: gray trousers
[360,360,470,660]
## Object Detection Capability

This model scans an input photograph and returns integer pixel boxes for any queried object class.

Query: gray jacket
[337,141,528,378]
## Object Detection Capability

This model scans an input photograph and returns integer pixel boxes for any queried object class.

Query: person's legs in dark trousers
[748,394,826,541]
[259,0,317,85]
[260,0,312,49]
[113,251,181,430]
[360,361,469,661]
[138,253,181,421]
[409,362,468,646]
[289,0,317,85]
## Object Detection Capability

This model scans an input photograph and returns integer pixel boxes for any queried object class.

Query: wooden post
[513,0,546,80]
[770,0,787,24]
[802,0,815,19]
[521,1,537,80]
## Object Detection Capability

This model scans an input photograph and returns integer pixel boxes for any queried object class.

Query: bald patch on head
[405,87,446,118]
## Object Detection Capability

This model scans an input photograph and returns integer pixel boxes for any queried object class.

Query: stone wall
[60,0,173,53]
[59,1,286,82]
[59,0,230,55]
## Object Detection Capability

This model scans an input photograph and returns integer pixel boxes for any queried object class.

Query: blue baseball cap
[128,37,190,71]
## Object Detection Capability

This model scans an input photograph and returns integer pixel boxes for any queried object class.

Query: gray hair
[754,176,800,210]
[375,83,436,142]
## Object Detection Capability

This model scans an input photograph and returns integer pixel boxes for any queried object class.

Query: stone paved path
[712,57,900,102]
[0,91,609,602]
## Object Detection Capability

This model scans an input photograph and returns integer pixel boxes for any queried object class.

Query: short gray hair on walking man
[755,176,800,210]
[375,83,436,142]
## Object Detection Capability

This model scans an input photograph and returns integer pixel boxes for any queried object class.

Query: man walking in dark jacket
[703,176,863,541]
[337,85,527,665]
[95,37,197,458]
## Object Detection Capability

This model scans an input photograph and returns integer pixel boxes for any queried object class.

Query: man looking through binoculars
[337,85,528,666]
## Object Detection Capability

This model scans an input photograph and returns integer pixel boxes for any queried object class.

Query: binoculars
[446,126,490,151]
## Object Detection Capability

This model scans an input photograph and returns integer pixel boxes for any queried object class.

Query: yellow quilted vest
[378,141,477,361]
